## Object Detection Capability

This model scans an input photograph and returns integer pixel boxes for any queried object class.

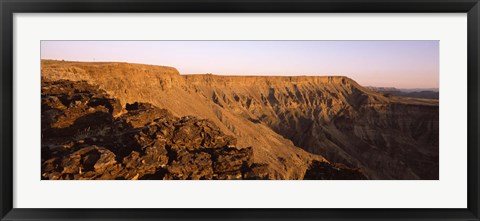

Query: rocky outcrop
[41,79,360,180]
[41,80,262,179]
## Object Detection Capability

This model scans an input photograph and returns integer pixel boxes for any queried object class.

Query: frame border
[1,0,479,220]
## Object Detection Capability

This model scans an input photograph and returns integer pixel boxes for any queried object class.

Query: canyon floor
[41,60,439,180]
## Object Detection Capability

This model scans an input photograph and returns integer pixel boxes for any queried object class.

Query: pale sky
[41,41,439,89]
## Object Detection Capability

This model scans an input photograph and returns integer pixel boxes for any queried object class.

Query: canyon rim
[40,41,439,180]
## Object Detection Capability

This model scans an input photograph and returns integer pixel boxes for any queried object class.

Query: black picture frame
[1,0,479,220]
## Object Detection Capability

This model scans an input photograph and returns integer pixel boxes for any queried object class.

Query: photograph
[3,1,478,219]
[40,40,439,180]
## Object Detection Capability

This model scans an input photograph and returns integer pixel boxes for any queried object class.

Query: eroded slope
[185,75,439,179]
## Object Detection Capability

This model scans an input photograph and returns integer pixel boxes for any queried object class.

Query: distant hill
[366,86,439,100]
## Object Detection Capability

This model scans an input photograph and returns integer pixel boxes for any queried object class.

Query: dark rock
[122,102,173,128]
[164,147,214,180]
[244,163,270,180]
[41,80,121,142]
[212,147,253,177]
[303,160,366,180]
[52,145,121,180]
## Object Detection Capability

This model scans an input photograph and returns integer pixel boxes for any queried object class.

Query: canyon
[41,60,439,180]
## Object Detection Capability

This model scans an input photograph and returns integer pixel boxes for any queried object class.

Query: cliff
[41,79,364,180]
[41,60,438,179]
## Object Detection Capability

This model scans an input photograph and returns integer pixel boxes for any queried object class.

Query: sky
[41,41,439,89]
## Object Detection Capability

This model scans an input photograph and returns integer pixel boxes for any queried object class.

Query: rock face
[185,75,439,179]
[41,79,362,180]
[41,60,438,180]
